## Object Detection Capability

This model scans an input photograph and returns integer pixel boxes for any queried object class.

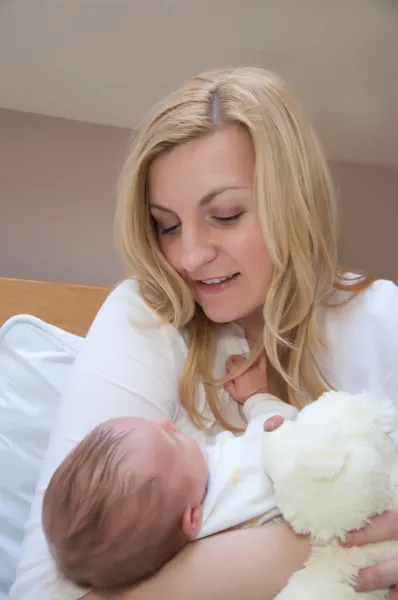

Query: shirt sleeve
[242,393,298,423]
[10,280,182,600]
[368,280,398,407]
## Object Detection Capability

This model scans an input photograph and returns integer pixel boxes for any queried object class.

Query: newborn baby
[42,354,297,591]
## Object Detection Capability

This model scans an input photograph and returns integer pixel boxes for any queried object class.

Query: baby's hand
[224,353,268,405]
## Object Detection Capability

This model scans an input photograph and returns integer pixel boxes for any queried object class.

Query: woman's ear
[181,504,203,537]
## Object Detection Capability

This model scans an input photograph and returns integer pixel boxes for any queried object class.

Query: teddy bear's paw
[275,577,361,600]
[356,591,390,600]
[276,580,389,600]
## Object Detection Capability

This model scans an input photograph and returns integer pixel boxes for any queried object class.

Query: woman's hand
[342,510,398,598]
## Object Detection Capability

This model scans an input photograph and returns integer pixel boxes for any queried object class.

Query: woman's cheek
[160,239,180,271]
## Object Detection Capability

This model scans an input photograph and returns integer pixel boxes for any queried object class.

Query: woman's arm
[10,281,181,600]
[85,524,310,600]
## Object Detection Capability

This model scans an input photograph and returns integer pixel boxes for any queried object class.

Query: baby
[42,354,297,592]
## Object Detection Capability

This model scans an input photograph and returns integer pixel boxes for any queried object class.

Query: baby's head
[42,416,208,591]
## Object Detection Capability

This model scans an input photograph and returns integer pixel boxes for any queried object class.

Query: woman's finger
[390,586,398,600]
[344,510,398,547]
[356,556,398,592]
[263,415,285,432]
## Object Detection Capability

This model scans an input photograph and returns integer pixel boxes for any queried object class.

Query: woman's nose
[179,228,217,274]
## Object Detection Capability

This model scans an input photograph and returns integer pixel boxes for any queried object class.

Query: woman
[11,67,398,599]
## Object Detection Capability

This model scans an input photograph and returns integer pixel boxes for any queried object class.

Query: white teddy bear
[263,390,398,599]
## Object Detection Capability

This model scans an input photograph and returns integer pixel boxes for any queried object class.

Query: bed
[0,276,112,336]
[0,276,112,598]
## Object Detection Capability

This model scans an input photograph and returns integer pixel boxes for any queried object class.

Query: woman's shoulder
[98,277,161,321]
[89,278,183,345]
[361,277,398,315]
[325,277,398,326]
[82,278,190,391]
[320,279,398,362]
[320,278,398,384]
[349,278,398,349]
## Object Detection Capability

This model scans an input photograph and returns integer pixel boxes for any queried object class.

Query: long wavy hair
[115,67,372,431]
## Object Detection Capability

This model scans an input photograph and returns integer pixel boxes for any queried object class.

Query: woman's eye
[214,213,243,224]
[157,213,243,235]
[160,223,180,235]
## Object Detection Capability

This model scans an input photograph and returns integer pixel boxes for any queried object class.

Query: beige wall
[1,108,397,286]
[0,108,128,285]
[331,162,398,281]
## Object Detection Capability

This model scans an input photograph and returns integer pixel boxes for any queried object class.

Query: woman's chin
[200,304,244,325]
[199,300,264,331]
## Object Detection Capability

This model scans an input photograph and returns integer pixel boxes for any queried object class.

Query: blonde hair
[42,421,189,590]
[115,67,372,431]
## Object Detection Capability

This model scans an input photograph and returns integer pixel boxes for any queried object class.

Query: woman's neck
[235,311,264,347]
[236,312,288,402]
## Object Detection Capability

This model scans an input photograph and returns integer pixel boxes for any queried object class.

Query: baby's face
[112,416,208,510]
[155,417,209,503]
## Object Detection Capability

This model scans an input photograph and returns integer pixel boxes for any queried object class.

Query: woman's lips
[195,273,240,294]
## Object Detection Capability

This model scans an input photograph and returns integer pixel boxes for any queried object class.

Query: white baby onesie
[196,394,298,539]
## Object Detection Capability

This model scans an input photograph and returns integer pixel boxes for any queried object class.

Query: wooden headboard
[0,277,112,337]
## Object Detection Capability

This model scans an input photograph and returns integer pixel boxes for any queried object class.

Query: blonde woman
[11,67,398,600]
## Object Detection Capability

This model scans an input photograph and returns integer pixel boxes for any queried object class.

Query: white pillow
[0,315,83,599]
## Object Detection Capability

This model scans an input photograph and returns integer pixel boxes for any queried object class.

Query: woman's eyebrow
[149,185,248,213]
[149,204,174,214]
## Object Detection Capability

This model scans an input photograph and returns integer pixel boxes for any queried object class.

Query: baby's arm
[225,353,298,424]
[242,393,298,423]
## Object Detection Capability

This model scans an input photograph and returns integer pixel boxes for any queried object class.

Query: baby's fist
[224,353,268,405]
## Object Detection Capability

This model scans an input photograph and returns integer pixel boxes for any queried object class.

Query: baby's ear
[181,505,202,537]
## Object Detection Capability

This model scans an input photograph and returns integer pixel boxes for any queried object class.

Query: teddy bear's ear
[301,443,348,482]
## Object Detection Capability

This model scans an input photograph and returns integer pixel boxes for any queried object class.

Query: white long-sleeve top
[10,278,398,600]
[197,395,298,539]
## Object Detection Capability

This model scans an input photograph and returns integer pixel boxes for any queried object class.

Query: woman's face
[148,125,273,329]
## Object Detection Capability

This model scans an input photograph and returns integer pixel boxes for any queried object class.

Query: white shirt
[197,394,298,539]
[10,278,398,600]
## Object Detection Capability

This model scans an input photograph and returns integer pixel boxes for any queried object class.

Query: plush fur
[263,390,398,599]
